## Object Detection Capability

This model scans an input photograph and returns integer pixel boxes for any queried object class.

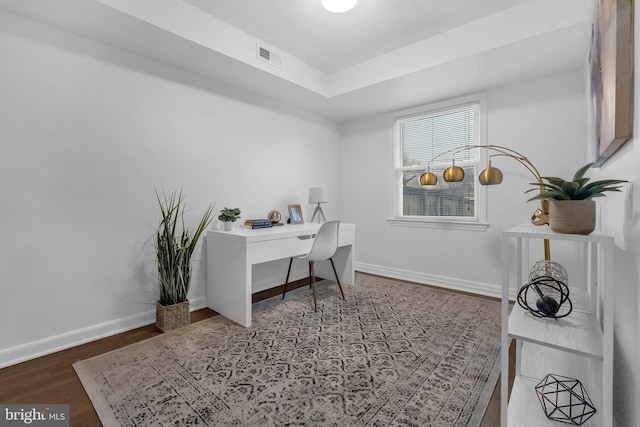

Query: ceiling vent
[256,44,282,69]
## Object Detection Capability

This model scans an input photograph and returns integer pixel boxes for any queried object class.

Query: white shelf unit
[500,223,614,427]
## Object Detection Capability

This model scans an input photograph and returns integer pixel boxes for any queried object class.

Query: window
[390,94,488,230]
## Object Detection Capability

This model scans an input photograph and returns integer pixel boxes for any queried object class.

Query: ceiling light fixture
[322,0,357,13]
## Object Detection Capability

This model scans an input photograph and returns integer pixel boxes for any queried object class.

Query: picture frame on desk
[287,204,304,224]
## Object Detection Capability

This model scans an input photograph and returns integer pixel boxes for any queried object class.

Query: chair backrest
[307,220,340,262]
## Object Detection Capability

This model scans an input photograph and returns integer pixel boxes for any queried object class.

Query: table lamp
[309,187,328,223]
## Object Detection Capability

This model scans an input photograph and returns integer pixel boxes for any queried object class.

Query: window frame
[388,93,489,231]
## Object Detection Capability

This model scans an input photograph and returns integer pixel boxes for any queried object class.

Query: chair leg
[282,258,293,299]
[310,261,318,312]
[330,257,345,300]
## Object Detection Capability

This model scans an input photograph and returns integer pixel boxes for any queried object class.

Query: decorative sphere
[419,171,438,185]
[529,260,567,302]
[443,165,465,182]
[517,274,572,319]
[268,210,281,223]
[529,260,568,284]
[536,295,560,316]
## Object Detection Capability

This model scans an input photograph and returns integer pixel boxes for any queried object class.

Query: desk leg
[207,237,252,327]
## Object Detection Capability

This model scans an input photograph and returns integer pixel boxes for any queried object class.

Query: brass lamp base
[531,200,549,226]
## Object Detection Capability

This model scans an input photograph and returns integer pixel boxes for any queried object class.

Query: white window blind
[396,102,481,219]
[401,104,478,167]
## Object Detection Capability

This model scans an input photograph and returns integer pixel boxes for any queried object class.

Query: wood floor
[0,276,514,426]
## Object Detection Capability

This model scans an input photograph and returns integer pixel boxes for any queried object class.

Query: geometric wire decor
[518,260,573,319]
[535,373,597,425]
[517,275,573,319]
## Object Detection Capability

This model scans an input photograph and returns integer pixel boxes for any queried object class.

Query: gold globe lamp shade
[419,171,438,185]
[443,160,465,182]
[478,161,504,185]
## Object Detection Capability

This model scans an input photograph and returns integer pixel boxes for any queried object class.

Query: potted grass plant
[155,189,214,331]
[526,163,626,235]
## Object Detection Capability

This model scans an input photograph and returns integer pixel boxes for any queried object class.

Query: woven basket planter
[548,200,596,235]
[156,300,190,332]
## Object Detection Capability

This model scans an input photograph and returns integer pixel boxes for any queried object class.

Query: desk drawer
[248,236,314,264]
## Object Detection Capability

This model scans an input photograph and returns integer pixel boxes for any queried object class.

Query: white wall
[596,134,640,427]
[0,11,342,367]
[589,2,640,424]
[341,70,588,297]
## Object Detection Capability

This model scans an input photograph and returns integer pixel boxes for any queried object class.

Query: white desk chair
[282,220,345,311]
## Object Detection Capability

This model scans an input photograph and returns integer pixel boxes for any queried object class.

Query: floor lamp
[419,144,551,259]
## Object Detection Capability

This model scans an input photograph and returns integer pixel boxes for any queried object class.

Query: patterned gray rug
[74,274,501,426]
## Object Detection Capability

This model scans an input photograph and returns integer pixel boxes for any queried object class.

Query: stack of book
[244,219,272,229]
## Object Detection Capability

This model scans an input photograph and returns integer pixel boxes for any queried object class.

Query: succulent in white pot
[218,207,241,231]
[526,163,626,235]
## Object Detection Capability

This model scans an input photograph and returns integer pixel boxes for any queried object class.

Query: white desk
[206,222,355,327]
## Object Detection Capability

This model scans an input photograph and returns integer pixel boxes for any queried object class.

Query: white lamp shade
[322,0,357,13]
[309,187,329,204]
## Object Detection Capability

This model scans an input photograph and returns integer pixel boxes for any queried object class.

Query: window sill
[387,217,489,231]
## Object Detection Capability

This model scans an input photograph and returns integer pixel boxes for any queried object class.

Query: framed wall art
[287,204,304,224]
[590,0,634,167]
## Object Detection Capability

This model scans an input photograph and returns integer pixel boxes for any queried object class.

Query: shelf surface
[504,223,614,243]
[519,342,602,387]
[508,303,603,359]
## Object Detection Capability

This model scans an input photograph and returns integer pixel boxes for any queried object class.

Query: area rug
[74,274,501,426]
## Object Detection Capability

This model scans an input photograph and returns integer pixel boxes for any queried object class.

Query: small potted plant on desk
[526,163,626,235]
[218,207,241,231]
[155,189,214,332]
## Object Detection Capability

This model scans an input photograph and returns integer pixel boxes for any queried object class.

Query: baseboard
[355,262,515,300]
[0,295,207,369]
[0,263,513,369]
